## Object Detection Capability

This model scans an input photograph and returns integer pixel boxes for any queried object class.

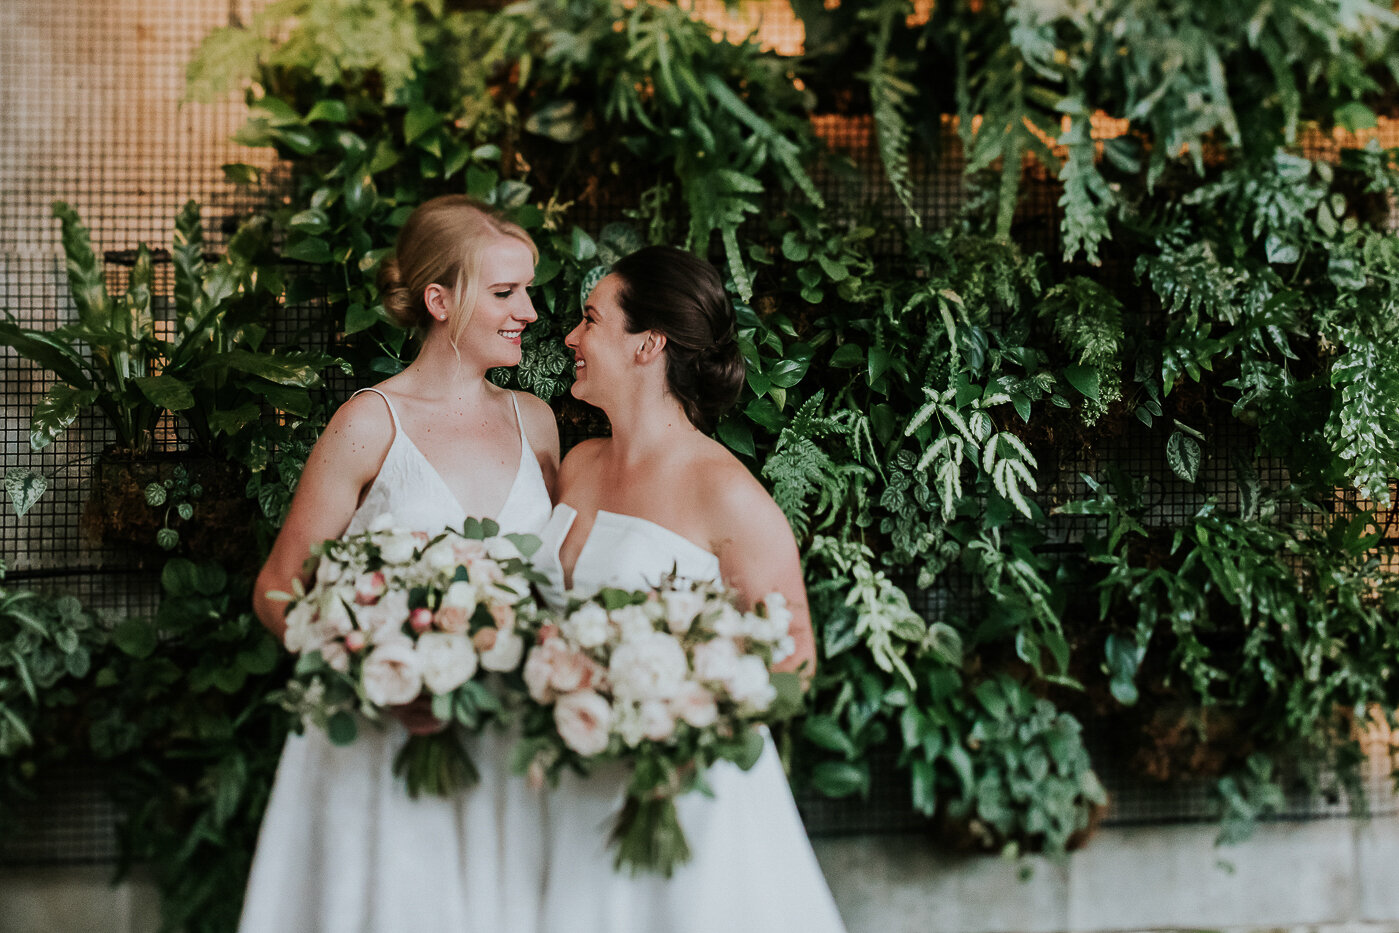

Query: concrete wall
[4,817,1398,933]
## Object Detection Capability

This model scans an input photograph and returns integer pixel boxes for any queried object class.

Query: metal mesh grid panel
[0,762,120,865]
[1,0,1397,859]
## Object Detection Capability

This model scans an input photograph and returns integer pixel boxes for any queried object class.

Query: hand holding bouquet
[517,575,802,876]
[273,513,542,797]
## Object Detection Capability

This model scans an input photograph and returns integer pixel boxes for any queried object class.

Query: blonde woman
[240,195,559,933]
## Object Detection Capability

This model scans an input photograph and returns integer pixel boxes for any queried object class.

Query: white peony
[416,632,478,694]
[691,637,742,685]
[420,539,460,573]
[561,603,611,649]
[368,512,399,533]
[355,589,411,639]
[361,642,423,706]
[378,531,418,565]
[486,536,523,561]
[441,581,478,609]
[670,681,719,729]
[314,558,345,587]
[608,630,688,702]
[728,655,776,711]
[639,699,677,742]
[282,600,319,652]
[478,626,525,672]
[610,604,656,643]
[661,589,707,634]
[554,690,613,756]
[711,604,746,639]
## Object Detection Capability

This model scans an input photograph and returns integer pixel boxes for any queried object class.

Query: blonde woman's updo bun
[377,194,537,343]
[376,256,418,329]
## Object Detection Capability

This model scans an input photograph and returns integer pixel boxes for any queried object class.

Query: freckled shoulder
[312,391,397,482]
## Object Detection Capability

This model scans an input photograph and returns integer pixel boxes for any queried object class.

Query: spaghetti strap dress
[529,503,848,933]
[237,387,553,933]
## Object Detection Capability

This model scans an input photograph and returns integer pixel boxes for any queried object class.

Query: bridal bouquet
[274,513,543,797]
[517,576,802,876]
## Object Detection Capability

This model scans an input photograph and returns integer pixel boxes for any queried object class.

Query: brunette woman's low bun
[610,246,747,434]
[376,256,421,329]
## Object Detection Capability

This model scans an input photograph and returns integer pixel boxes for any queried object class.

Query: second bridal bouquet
[274,513,543,797]
[517,575,802,876]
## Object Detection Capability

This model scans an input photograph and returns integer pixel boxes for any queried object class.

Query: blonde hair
[377,194,537,348]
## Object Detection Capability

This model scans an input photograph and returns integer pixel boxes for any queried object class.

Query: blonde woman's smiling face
[460,236,537,367]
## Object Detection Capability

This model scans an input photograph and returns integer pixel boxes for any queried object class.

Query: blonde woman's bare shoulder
[315,390,397,471]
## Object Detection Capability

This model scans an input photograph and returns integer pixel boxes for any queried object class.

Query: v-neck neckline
[395,427,528,524]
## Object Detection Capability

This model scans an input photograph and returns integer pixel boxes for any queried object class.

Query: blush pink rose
[554,690,613,757]
[361,642,422,707]
[354,571,387,605]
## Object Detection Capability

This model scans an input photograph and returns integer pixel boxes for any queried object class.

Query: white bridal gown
[238,388,553,933]
[533,504,848,933]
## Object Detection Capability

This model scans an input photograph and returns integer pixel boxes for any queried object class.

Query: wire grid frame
[0,0,1396,856]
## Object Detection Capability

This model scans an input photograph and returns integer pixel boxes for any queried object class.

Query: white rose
[639,699,676,742]
[379,532,418,565]
[670,681,719,729]
[524,643,557,703]
[367,512,398,533]
[486,537,523,561]
[608,631,688,702]
[420,539,459,573]
[416,632,479,694]
[361,642,423,707]
[317,593,354,637]
[561,603,611,649]
[554,690,613,757]
[610,604,656,643]
[692,637,741,684]
[729,655,776,711]
[282,600,318,652]
[711,604,746,639]
[355,589,411,639]
[314,558,345,587]
[479,626,525,672]
[318,639,351,673]
[661,589,707,635]
[441,581,478,609]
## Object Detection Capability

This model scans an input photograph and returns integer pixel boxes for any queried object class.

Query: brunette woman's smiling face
[564,273,634,406]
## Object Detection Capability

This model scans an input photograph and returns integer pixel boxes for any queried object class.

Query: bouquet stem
[610,793,691,878]
[393,729,479,798]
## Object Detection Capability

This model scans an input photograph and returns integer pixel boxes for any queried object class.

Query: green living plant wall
[3,1,1399,931]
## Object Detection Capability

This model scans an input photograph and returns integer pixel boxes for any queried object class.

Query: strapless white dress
[238,389,553,933]
[531,504,847,933]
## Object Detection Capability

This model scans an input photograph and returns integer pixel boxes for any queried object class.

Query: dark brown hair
[610,245,746,433]
[376,194,536,345]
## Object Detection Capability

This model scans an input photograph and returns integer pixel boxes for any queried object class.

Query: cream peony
[355,589,411,639]
[479,626,525,672]
[608,630,688,702]
[691,637,742,685]
[416,632,478,694]
[361,642,423,706]
[610,604,656,643]
[639,699,677,742]
[561,602,611,649]
[670,681,719,728]
[661,589,707,634]
[554,690,613,756]
[728,655,776,711]
[378,531,418,565]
